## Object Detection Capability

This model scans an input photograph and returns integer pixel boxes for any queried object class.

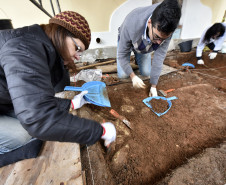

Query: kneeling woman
[0,11,116,167]
[196,22,226,65]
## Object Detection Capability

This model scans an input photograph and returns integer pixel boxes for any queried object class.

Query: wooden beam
[77,60,116,70]
[222,10,226,22]
[0,142,83,185]
[96,63,138,73]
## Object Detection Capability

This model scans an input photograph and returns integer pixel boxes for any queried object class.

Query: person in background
[196,22,226,65]
[0,11,116,167]
[117,0,181,96]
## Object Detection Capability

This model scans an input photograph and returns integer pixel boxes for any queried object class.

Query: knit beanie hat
[49,11,91,50]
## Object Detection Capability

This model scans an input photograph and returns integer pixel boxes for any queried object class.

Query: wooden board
[76,60,116,70]
[0,141,83,185]
[96,63,138,73]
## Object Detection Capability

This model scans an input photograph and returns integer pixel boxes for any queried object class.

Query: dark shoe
[0,139,43,168]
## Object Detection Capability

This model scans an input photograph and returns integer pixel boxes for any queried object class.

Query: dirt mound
[156,142,226,185]
[79,51,226,185]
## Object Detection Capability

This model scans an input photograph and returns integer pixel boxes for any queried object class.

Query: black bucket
[178,40,193,52]
[0,19,13,30]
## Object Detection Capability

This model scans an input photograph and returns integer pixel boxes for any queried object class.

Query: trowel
[109,109,132,129]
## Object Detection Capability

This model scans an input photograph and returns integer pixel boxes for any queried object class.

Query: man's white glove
[132,75,146,88]
[208,52,217,59]
[71,91,90,109]
[101,122,116,147]
[149,87,158,97]
[197,59,204,65]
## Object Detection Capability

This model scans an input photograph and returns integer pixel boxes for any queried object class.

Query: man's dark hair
[151,0,181,35]
[203,23,225,42]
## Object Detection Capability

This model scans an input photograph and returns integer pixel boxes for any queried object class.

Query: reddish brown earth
[149,99,169,113]
[79,50,226,185]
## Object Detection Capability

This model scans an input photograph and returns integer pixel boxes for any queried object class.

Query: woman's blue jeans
[117,51,152,78]
[0,112,32,154]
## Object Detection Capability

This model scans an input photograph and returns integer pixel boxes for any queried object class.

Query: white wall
[89,0,225,48]
[89,0,152,49]
[180,0,212,39]
[0,1,51,28]
[1,0,224,61]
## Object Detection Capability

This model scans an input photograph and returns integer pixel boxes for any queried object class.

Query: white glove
[71,91,90,109]
[149,87,158,97]
[208,52,217,59]
[197,59,204,65]
[101,122,116,147]
[132,75,146,88]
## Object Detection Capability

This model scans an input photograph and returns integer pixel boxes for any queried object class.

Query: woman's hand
[71,91,90,109]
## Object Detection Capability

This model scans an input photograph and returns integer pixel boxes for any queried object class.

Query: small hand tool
[109,109,132,129]
[159,89,175,97]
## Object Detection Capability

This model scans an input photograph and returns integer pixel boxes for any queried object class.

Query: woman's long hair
[40,23,77,72]
[203,23,225,43]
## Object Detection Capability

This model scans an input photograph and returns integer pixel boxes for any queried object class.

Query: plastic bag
[70,69,102,82]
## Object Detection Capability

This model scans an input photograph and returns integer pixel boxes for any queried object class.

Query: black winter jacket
[0,24,103,145]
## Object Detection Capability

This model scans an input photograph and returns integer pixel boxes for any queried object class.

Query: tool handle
[110,109,124,121]
[166,96,178,101]
[165,89,175,93]
[64,86,83,91]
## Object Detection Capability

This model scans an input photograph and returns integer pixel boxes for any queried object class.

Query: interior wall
[201,0,226,23]
[60,0,126,32]
[1,0,225,54]
[180,0,226,39]
[90,0,152,49]
[0,1,57,28]
[0,0,126,32]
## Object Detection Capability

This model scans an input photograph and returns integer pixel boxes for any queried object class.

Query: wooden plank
[77,60,116,70]
[222,10,226,22]
[0,142,83,185]
[82,171,87,185]
[96,63,138,73]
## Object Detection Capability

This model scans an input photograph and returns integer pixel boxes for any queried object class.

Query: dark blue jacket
[0,24,102,145]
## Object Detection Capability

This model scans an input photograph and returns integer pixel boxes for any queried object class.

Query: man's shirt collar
[143,14,152,42]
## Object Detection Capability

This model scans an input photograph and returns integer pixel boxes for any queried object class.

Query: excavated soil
[79,50,226,185]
